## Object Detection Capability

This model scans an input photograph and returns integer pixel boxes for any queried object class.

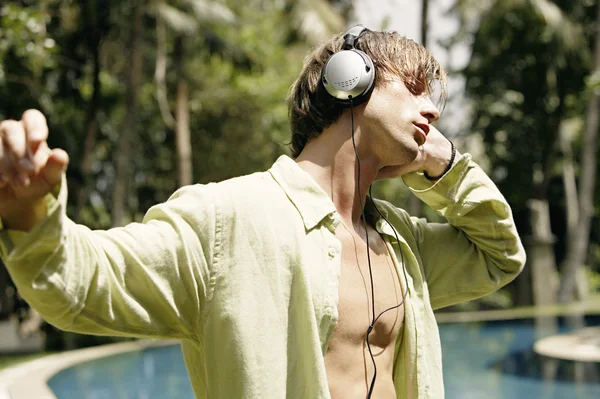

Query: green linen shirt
[0,153,525,398]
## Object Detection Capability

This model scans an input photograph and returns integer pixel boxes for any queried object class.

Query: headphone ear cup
[322,49,375,106]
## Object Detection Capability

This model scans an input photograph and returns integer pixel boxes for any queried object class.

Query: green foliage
[450,0,600,307]
[183,4,302,183]
[0,0,348,350]
[0,2,58,82]
[461,0,594,206]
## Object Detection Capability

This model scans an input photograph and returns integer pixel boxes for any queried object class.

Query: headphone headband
[342,25,369,50]
[321,24,375,107]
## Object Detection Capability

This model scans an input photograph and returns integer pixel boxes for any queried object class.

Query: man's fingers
[48,148,69,168]
[31,141,51,173]
[0,120,27,158]
[0,120,34,186]
[40,148,69,188]
[0,139,7,187]
[0,141,8,188]
[0,111,65,193]
[0,135,5,169]
[22,109,48,144]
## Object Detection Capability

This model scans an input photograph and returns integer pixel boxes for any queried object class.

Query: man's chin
[375,165,404,180]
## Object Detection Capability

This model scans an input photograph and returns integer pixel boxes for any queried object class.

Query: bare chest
[331,229,405,350]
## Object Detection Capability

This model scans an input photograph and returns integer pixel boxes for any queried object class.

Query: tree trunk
[74,0,103,223]
[561,125,578,240]
[420,0,429,48]
[406,0,429,216]
[524,64,565,306]
[557,3,600,303]
[176,79,193,187]
[155,9,175,129]
[526,199,559,306]
[174,37,193,187]
[536,67,564,201]
[112,1,143,226]
[558,124,589,303]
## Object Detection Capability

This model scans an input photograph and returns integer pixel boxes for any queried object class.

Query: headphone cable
[349,99,377,397]
[349,99,410,398]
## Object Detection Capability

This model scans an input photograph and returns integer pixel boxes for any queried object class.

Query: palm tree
[557,2,600,303]
[153,0,345,188]
[154,0,238,187]
[112,0,143,227]
[451,0,593,306]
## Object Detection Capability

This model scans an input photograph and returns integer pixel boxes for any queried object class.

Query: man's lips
[414,123,429,145]
[415,123,430,136]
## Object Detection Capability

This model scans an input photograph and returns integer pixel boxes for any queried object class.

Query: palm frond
[156,3,198,34]
[448,0,584,53]
[182,0,236,24]
[526,0,584,51]
[289,0,345,44]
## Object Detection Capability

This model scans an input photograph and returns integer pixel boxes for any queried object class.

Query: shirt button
[328,248,337,258]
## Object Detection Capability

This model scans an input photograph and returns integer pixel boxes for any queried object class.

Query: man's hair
[287,30,447,158]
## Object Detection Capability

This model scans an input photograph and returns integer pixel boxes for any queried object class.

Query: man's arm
[388,152,526,310]
[1,179,217,339]
[0,110,216,339]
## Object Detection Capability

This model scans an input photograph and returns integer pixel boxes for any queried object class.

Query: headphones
[321,25,375,107]
[321,25,410,399]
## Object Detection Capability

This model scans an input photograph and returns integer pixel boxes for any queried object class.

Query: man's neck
[295,115,381,228]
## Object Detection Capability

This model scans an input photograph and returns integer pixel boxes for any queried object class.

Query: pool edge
[0,339,178,399]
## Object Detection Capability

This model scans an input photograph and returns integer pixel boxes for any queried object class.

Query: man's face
[360,79,441,166]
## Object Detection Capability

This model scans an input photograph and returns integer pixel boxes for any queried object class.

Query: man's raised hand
[375,125,455,181]
[0,109,69,231]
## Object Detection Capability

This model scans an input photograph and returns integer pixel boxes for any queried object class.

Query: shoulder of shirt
[371,197,411,221]
[215,170,277,199]
[170,170,281,211]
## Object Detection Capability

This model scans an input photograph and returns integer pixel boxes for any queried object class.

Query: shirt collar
[366,199,399,241]
[268,155,401,240]
[269,155,338,231]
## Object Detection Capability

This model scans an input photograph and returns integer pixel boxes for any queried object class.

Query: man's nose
[419,96,440,123]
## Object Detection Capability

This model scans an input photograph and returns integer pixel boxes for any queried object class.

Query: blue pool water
[440,316,600,399]
[48,317,600,398]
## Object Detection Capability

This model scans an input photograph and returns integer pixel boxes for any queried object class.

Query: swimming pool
[440,316,600,399]
[48,316,600,398]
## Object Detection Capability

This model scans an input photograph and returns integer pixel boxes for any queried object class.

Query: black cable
[349,98,410,399]
[369,186,410,321]
[349,100,377,397]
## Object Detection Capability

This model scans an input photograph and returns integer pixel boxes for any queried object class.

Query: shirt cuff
[401,152,471,211]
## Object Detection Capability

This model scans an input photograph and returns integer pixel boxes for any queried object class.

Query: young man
[0,27,525,398]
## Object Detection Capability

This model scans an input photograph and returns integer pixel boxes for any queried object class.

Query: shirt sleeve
[399,153,526,310]
[0,176,217,340]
